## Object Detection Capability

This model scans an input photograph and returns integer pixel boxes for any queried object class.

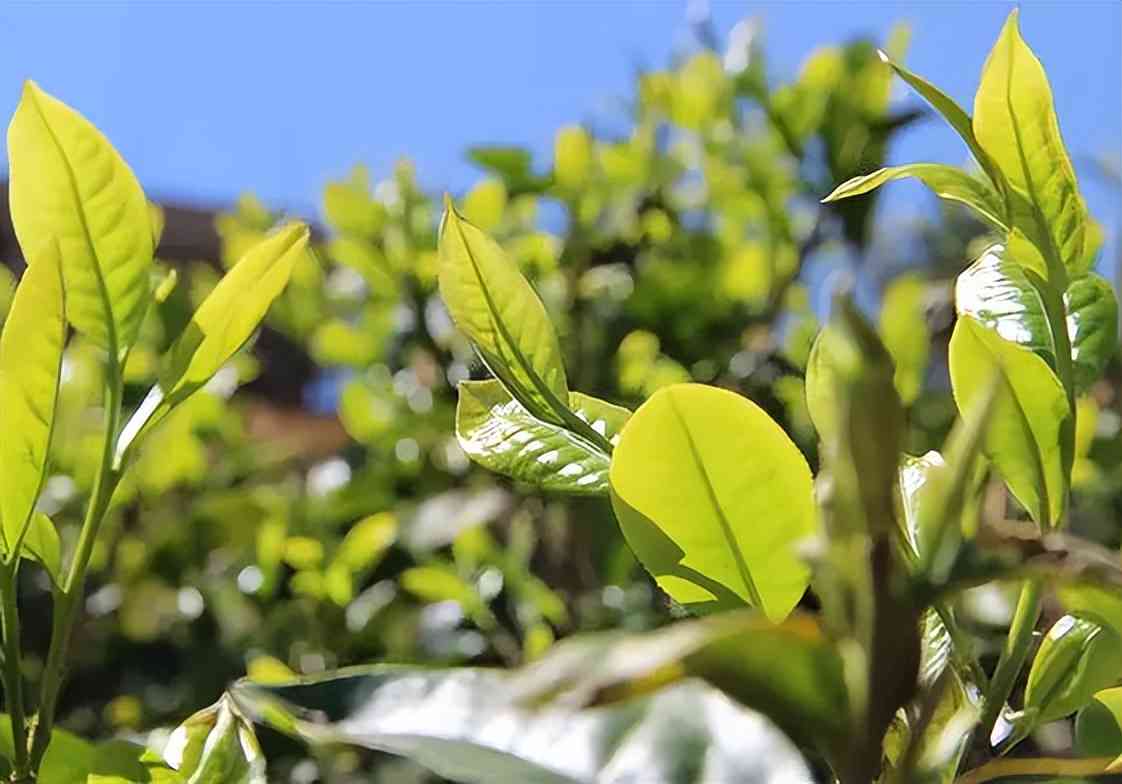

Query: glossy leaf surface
[1024,615,1122,727]
[823,164,1006,229]
[609,383,816,621]
[456,380,629,494]
[7,81,153,354]
[974,10,1088,274]
[1066,273,1118,392]
[232,670,811,784]
[0,248,65,560]
[439,201,574,429]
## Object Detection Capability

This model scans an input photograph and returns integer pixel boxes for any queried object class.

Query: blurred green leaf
[880,274,931,405]
[609,383,816,621]
[231,670,811,784]
[1075,687,1122,770]
[7,80,153,356]
[162,694,265,784]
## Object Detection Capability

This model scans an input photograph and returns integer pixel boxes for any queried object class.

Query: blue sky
[0,2,1118,237]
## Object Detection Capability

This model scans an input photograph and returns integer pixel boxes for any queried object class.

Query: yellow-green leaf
[1024,615,1122,728]
[116,224,308,463]
[609,383,816,621]
[1076,687,1122,771]
[824,164,1006,230]
[0,246,65,560]
[21,512,61,583]
[880,274,931,405]
[949,316,1069,526]
[438,200,571,428]
[7,81,153,355]
[974,10,1089,275]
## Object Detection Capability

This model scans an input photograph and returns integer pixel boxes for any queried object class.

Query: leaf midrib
[665,391,765,611]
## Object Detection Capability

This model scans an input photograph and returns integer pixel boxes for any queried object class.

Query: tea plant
[219,10,1122,784]
[0,82,308,780]
[2,9,1120,784]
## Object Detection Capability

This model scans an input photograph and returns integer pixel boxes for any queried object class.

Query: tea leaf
[609,383,816,621]
[0,246,64,562]
[116,224,308,463]
[1066,273,1118,392]
[456,380,629,495]
[824,164,1006,229]
[974,10,1089,275]
[231,671,812,784]
[949,317,1068,527]
[7,81,153,356]
[439,200,570,428]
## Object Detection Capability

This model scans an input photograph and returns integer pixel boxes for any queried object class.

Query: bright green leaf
[1067,274,1118,392]
[116,223,309,464]
[456,380,629,495]
[438,200,571,428]
[974,10,1089,274]
[0,245,65,561]
[609,383,816,621]
[21,512,61,582]
[824,164,1006,229]
[1024,615,1122,730]
[7,80,153,355]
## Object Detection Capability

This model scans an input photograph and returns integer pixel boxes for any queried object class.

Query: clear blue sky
[0,2,1118,237]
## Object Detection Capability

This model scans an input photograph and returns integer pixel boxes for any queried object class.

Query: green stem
[28,369,122,774]
[977,578,1043,744]
[0,564,30,781]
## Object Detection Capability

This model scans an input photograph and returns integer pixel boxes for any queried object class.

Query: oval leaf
[974,10,1089,274]
[456,380,629,495]
[609,383,816,621]
[231,671,811,784]
[439,200,570,427]
[7,81,153,355]
[116,223,308,463]
[1067,273,1118,392]
[0,245,65,559]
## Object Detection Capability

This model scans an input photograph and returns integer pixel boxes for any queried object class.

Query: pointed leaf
[609,383,816,621]
[439,201,570,427]
[824,164,1006,229]
[163,695,265,784]
[1024,615,1122,729]
[456,380,629,495]
[116,224,308,463]
[949,316,1069,526]
[0,246,65,559]
[974,10,1089,274]
[231,672,811,784]
[1066,273,1118,392]
[7,81,153,354]
[20,512,60,582]
[877,52,1006,192]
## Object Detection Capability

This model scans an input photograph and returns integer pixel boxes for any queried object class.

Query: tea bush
[1,9,1121,784]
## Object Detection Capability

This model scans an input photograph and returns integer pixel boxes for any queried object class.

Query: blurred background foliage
[0,12,1118,783]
